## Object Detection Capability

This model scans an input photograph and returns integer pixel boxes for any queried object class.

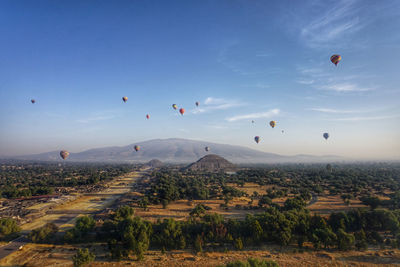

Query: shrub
[72,248,95,267]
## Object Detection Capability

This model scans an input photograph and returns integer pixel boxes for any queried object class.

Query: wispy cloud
[330,114,400,121]
[309,108,358,114]
[297,79,315,85]
[299,0,363,48]
[76,110,118,123]
[321,83,372,92]
[226,109,280,122]
[192,97,244,114]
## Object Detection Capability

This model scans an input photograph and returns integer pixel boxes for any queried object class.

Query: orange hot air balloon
[179,108,185,115]
[31,99,36,104]
[146,114,150,119]
[269,121,276,128]
[122,96,128,103]
[330,55,341,66]
[172,104,177,110]
[134,145,140,151]
[60,150,69,160]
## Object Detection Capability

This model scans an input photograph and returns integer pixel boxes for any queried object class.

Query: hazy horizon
[1,1,399,160]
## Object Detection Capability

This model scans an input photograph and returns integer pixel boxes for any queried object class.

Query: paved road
[0,169,146,261]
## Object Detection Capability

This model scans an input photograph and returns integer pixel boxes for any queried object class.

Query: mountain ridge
[12,138,343,163]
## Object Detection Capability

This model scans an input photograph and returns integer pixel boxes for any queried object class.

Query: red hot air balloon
[60,150,69,160]
[31,99,36,104]
[146,114,150,119]
[134,145,140,151]
[179,108,185,115]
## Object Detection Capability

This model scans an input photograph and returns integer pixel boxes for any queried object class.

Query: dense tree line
[140,163,400,209]
[62,200,400,261]
[144,170,246,206]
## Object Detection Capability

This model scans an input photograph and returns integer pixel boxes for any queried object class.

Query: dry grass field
[1,242,400,267]
[307,195,367,216]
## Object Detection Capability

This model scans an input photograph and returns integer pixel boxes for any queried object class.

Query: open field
[307,195,367,216]
[1,242,400,267]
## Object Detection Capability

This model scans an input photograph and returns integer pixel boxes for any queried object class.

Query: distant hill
[13,138,343,164]
[186,154,237,172]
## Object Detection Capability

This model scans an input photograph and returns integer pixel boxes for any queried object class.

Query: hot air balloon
[60,150,69,160]
[179,108,185,115]
[323,133,329,140]
[122,96,128,103]
[146,114,150,119]
[195,101,199,107]
[252,120,255,124]
[172,104,177,110]
[205,146,210,152]
[254,136,260,144]
[269,121,276,128]
[134,145,140,151]
[31,99,36,104]
[282,130,284,133]
[330,55,341,66]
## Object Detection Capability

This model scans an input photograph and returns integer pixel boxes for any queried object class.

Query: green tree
[72,248,95,267]
[234,237,243,250]
[336,229,355,251]
[0,218,21,241]
[116,217,152,260]
[354,230,368,251]
[114,205,134,221]
[28,223,58,243]
[194,234,203,253]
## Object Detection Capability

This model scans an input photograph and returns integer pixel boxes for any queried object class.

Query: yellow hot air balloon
[269,121,276,128]
[172,104,177,110]
[122,96,128,103]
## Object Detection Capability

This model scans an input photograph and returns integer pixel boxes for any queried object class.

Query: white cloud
[300,0,363,48]
[330,114,400,121]
[321,83,372,92]
[192,97,244,114]
[226,109,280,122]
[297,79,315,85]
[309,108,357,114]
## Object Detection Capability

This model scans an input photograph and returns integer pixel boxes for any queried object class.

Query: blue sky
[0,0,399,159]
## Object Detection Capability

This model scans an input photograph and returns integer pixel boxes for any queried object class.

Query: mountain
[13,138,343,164]
[186,154,237,172]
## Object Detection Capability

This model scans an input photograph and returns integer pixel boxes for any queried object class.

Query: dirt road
[0,169,147,261]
